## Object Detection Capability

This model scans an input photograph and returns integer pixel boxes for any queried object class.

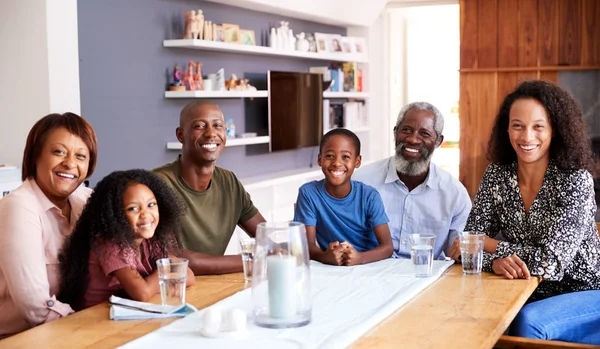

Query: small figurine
[183,11,194,39]
[307,33,317,52]
[196,10,205,40]
[189,10,198,40]
[225,74,238,91]
[238,78,249,90]
[173,65,182,85]
[195,61,204,90]
[184,60,197,91]
[168,65,186,91]
[216,68,225,91]
[296,32,309,52]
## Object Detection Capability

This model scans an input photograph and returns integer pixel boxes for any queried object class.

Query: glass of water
[409,234,436,277]
[459,232,485,275]
[156,258,188,306]
[239,238,255,282]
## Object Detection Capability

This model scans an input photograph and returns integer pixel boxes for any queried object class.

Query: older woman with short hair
[0,112,98,337]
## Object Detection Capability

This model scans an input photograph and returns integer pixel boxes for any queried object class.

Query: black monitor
[268,71,323,152]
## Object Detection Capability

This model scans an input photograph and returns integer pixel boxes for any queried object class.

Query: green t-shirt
[153,159,258,255]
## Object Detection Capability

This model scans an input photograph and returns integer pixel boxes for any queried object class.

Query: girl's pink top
[83,239,164,309]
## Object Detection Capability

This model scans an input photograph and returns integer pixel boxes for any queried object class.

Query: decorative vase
[296,32,309,52]
[251,221,312,328]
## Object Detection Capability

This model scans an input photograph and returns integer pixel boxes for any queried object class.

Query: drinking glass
[409,233,436,277]
[239,238,255,282]
[459,232,485,275]
[156,258,188,306]
[252,221,311,328]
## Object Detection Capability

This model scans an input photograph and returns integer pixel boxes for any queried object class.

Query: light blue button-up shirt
[354,157,472,260]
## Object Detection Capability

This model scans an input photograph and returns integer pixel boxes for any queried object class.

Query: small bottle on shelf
[226,118,236,139]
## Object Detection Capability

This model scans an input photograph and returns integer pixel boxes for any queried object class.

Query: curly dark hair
[58,169,186,310]
[487,80,595,172]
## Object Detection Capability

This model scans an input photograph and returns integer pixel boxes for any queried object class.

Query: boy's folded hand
[341,243,362,266]
[324,242,346,266]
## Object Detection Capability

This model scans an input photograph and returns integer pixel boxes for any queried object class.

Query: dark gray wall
[558,70,600,137]
[78,0,345,184]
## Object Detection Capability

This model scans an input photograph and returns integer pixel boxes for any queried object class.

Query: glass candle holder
[252,221,312,328]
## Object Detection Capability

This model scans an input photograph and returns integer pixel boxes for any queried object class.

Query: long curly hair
[487,80,595,172]
[58,169,186,310]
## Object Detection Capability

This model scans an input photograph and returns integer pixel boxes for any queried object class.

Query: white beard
[394,142,432,176]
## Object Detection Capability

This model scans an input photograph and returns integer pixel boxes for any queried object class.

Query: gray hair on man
[395,102,445,145]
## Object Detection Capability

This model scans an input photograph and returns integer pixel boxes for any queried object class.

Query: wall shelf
[165,90,268,98]
[165,90,369,99]
[323,92,369,99]
[163,39,369,64]
[166,136,270,150]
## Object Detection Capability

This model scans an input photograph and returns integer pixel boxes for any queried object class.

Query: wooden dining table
[0,265,539,349]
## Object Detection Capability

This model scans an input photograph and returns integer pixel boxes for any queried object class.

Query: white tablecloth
[119,259,454,349]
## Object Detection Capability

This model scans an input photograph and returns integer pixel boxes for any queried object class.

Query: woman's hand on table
[448,235,500,261]
[492,254,531,279]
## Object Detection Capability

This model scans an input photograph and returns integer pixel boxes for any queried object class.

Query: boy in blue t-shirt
[294,129,393,266]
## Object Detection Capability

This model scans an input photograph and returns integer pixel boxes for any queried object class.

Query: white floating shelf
[163,39,369,64]
[165,90,268,98]
[166,136,270,150]
[165,90,369,99]
[323,92,369,99]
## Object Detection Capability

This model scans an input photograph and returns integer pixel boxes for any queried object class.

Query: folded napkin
[109,295,197,320]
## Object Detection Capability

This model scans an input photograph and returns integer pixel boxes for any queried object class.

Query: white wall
[0,0,51,166]
[348,13,391,162]
[0,0,80,167]
[206,0,389,27]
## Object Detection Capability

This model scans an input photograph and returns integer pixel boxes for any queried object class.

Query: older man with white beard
[354,101,471,260]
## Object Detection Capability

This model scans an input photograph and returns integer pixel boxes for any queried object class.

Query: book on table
[109,295,197,320]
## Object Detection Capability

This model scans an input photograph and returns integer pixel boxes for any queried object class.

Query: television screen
[268,71,323,152]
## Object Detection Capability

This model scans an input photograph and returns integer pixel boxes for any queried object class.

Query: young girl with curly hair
[448,80,600,344]
[58,169,194,310]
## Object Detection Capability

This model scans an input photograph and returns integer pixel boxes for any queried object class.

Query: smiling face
[394,109,440,177]
[123,182,159,242]
[508,98,553,166]
[34,127,90,206]
[318,134,361,196]
[176,104,226,164]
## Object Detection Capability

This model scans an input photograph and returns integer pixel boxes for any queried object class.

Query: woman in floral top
[449,80,600,344]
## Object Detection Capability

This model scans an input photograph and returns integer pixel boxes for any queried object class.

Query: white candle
[267,255,296,319]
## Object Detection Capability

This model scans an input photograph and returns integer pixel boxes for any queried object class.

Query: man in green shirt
[154,101,265,274]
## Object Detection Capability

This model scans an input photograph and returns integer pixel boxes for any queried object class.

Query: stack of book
[309,64,363,93]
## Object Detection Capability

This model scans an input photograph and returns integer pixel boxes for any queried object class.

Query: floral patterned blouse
[465,162,600,300]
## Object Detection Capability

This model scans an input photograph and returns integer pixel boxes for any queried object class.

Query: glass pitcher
[252,221,311,328]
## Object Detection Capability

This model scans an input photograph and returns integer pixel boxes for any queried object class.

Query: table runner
[119,259,454,349]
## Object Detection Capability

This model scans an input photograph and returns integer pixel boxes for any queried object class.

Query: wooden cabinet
[458,0,600,197]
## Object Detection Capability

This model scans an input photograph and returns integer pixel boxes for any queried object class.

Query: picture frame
[340,37,355,53]
[213,25,225,42]
[239,29,256,45]
[314,32,329,53]
[327,34,344,53]
[351,37,368,56]
[222,23,240,43]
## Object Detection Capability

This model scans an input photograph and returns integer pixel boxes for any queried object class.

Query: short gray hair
[395,102,444,139]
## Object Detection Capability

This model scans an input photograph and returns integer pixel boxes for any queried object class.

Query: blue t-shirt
[293,180,389,252]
